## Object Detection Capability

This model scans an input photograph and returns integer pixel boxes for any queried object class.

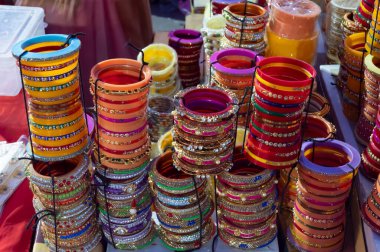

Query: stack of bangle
[304,92,331,118]
[361,174,380,234]
[202,15,226,83]
[244,56,316,170]
[287,139,360,252]
[355,54,380,145]
[157,127,249,156]
[172,86,239,175]
[326,0,358,63]
[354,0,374,29]
[210,48,260,126]
[211,0,244,15]
[279,115,336,210]
[340,32,367,122]
[151,152,215,251]
[361,107,380,180]
[216,147,278,249]
[338,12,366,73]
[278,167,299,210]
[148,96,174,142]
[366,0,380,57]
[266,0,321,64]
[169,29,203,88]
[137,43,179,97]
[221,3,268,54]
[12,34,89,160]
[202,15,226,57]
[26,155,102,251]
[89,59,156,249]
[94,169,156,250]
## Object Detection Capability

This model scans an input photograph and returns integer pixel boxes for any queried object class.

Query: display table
[320,64,379,252]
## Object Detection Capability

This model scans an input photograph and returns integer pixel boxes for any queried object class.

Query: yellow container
[265,25,318,64]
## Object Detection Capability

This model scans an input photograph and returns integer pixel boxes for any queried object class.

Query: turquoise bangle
[12,34,81,61]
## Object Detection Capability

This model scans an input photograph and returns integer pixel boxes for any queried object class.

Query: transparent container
[0,5,45,96]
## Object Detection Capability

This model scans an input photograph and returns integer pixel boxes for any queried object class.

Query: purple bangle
[98,123,147,136]
[210,48,263,76]
[98,114,144,123]
[175,86,238,118]
[299,139,360,176]
[168,29,203,45]
[174,119,234,136]
[101,211,152,235]
[94,176,148,195]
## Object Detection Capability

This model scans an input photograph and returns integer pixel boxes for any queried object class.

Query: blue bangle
[12,34,81,61]
[254,93,303,108]
[60,222,92,239]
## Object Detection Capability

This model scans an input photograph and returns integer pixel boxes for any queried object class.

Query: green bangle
[155,181,195,191]
[114,161,149,174]
[37,183,88,200]
[98,193,150,215]
[253,101,287,117]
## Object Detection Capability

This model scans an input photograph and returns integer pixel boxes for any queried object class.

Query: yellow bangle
[32,139,88,158]
[150,81,177,95]
[30,90,80,106]
[22,60,78,78]
[345,32,367,59]
[30,108,84,125]
[360,2,372,16]
[23,68,78,87]
[26,79,79,99]
[245,147,298,166]
[32,127,88,147]
[365,54,380,76]
[256,73,311,92]
[31,117,85,136]
[260,62,313,78]
[20,48,79,67]
[137,43,177,82]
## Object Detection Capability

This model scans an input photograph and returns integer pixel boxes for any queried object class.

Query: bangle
[305,92,331,117]
[169,29,202,88]
[216,148,275,189]
[290,139,358,251]
[148,96,174,142]
[151,151,205,194]
[302,115,336,139]
[137,43,177,82]
[299,139,360,176]
[173,85,238,175]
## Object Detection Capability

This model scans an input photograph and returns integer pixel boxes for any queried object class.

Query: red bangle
[254,80,309,104]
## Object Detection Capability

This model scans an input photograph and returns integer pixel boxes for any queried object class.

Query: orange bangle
[93,151,150,170]
[96,134,148,152]
[90,58,151,92]
[97,102,148,120]
[98,139,150,159]
[98,116,147,133]
[291,222,344,246]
